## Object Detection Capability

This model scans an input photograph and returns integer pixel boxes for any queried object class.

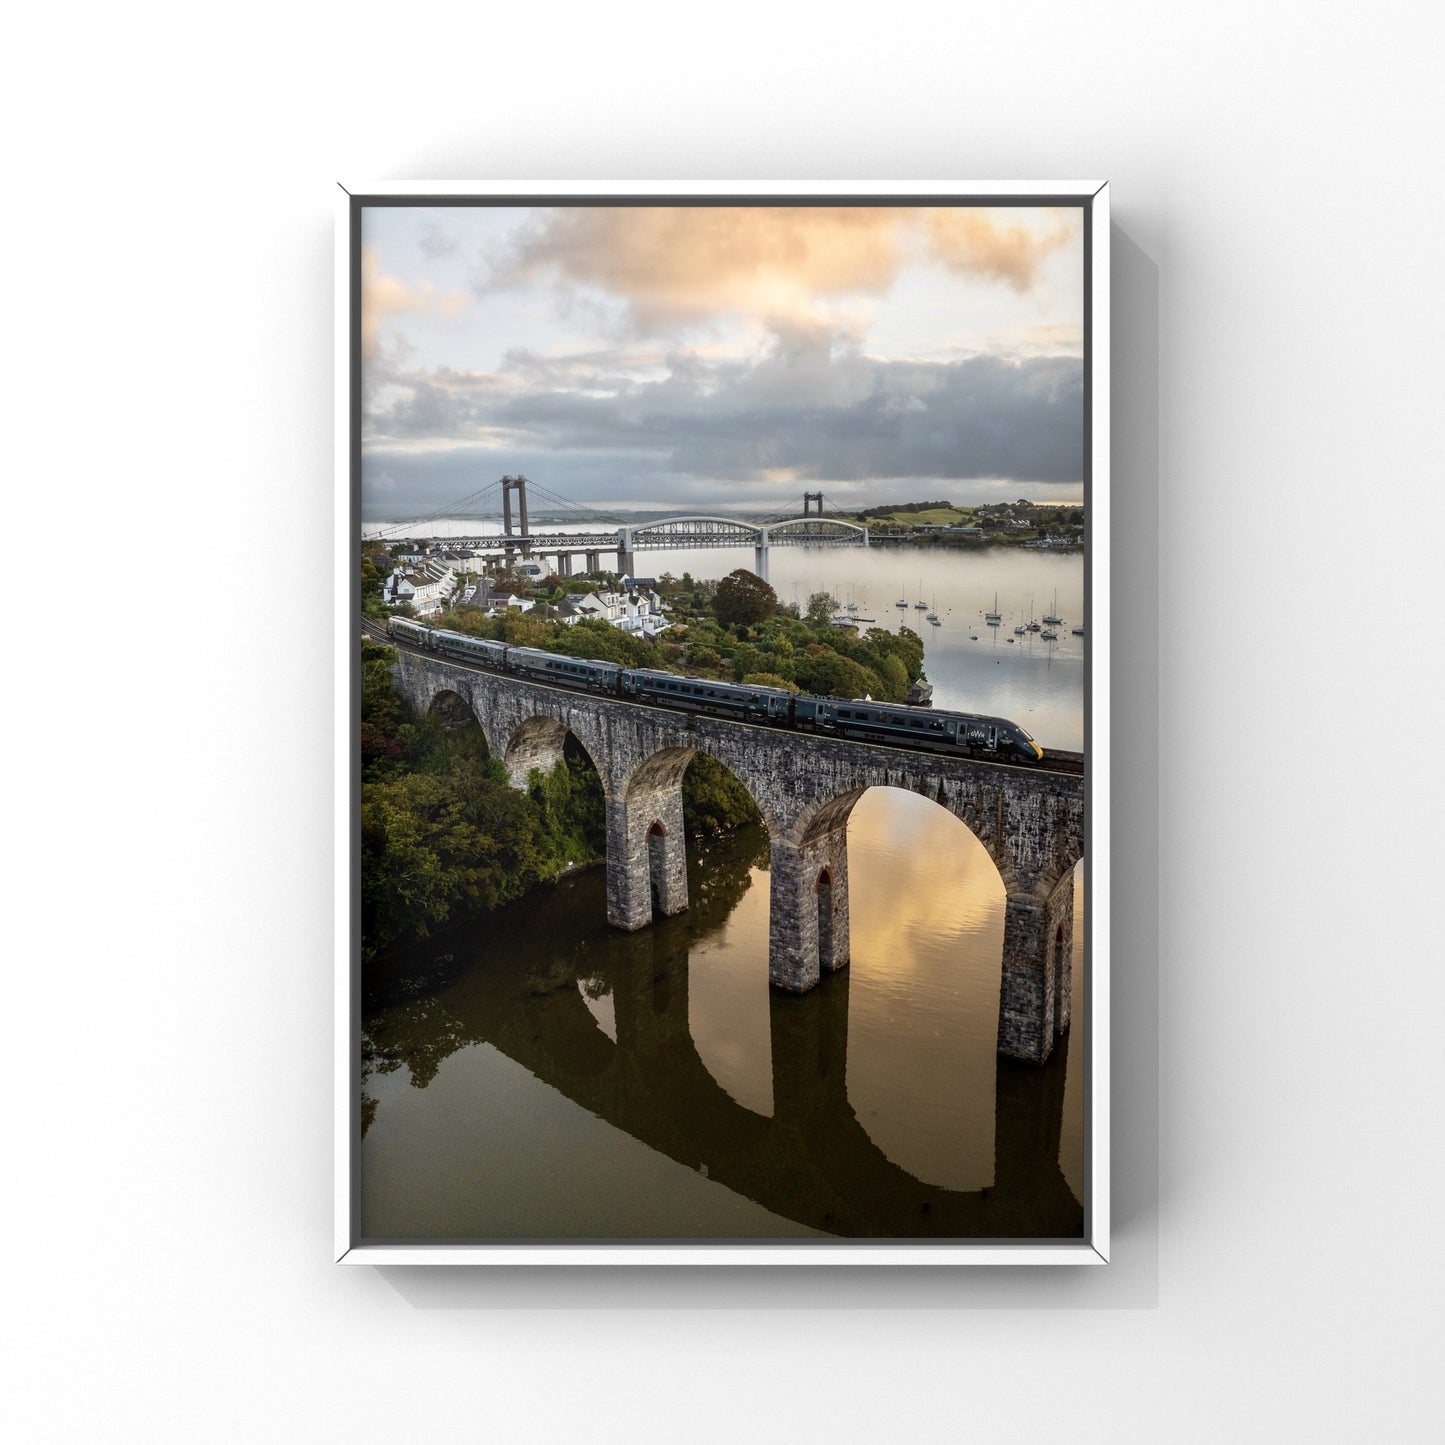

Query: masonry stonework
[391,650,1084,1062]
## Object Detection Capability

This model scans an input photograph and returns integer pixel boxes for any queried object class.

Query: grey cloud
[362,341,1081,515]
[489,352,1082,483]
[418,222,459,259]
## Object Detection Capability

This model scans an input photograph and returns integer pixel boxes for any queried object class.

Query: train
[384,615,1044,763]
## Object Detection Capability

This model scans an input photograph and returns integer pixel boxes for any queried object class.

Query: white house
[488,592,533,613]
[557,588,666,634]
[382,562,456,616]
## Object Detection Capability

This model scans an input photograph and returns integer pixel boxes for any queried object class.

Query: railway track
[358,618,1085,777]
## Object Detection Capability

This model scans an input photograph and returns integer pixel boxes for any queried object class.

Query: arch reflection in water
[361,804,1084,1241]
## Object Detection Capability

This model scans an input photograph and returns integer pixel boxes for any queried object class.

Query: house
[382,561,457,616]
[557,588,666,633]
[490,592,533,613]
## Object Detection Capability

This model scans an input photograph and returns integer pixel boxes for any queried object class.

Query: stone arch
[680,737,785,839]
[1028,835,1086,906]
[621,744,697,803]
[410,679,499,758]
[424,687,491,749]
[790,777,1022,899]
[646,820,670,914]
[815,866,835,976]
[501,714,569,788]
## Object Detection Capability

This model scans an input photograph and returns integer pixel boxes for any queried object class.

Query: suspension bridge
[363,476,869,582]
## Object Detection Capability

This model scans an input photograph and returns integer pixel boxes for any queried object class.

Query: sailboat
[986,591,1002,626]
[1026,597,1041,633]
[926,593,940,624]
[914,579,928,610]
[1043,589,1063,626]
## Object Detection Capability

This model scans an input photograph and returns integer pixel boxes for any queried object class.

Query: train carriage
[797,695,1042,761]
[620,668,793,721]
[385,616,435,649]
[431,630,508,668]
[506,647,622,691]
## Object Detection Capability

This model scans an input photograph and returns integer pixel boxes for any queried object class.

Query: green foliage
[682,753,762,835]
[792,647,885,701]
[550,618,662,668]
[740,672,797,692]
[359,657,605,960]
[805,590,834,625]
[713,568,777,628]
[878,653,910,699]
[360,546,392,617]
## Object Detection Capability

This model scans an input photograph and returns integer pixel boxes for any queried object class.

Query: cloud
[363,333,1082,511]
[482,206,1077,338]
[417,221,459,259]
[360,247,468,357]
[921,209,1076,290]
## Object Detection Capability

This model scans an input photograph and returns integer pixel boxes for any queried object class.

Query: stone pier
[605,759,690,931]
[998,871,1075,1063]
[767,826,850,992]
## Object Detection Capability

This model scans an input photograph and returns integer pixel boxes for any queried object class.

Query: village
[374,544,670,636]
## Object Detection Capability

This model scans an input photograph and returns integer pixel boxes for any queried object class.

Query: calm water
[361,536,1086,1241]
[362,809,1085,1241]
[367,520,1086,750]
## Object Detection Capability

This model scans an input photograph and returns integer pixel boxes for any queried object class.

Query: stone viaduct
[389,649,1085,1064]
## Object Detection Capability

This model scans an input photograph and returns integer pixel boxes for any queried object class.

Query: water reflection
[362,808,1084,1241]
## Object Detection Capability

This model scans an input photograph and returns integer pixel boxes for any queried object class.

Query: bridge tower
[501,474,530,558]
[802,491,824,516]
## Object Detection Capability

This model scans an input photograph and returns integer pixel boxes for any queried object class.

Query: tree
[793,648,884,701]
[682,755,762,835]
[714,569,777,628]
[805,590,834,626]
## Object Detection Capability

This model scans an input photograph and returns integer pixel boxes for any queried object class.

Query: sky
[360,204,1085,521]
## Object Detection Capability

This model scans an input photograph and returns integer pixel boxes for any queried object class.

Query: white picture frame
[335,181,1110,1265]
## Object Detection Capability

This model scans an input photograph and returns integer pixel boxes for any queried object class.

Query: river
[360,538,1087,1241]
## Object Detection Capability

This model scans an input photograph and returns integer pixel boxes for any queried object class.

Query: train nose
[1032,741,1044,761]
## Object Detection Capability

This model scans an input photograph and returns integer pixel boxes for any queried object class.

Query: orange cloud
[360,247,468,357]
[496,206,1078,336]
[921,208,1077,290]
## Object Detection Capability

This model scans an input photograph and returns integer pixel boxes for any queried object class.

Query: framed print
[336,181,1109,1264]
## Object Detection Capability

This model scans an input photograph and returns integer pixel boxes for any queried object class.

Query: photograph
[345,190,1102,1252]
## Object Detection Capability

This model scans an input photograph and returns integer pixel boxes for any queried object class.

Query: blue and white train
[384,616,1044,763]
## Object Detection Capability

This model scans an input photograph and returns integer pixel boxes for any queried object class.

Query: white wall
[7,3,1440,1440]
